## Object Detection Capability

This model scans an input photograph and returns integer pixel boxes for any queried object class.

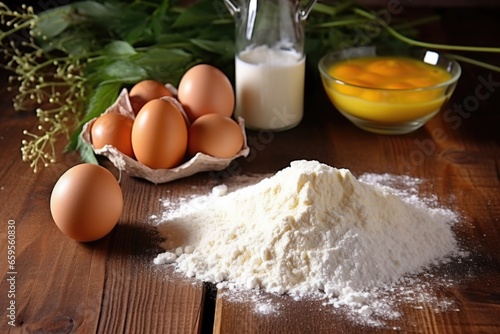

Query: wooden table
[1,6,500,334]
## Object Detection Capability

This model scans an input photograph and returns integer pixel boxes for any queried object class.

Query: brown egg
[188,114,244,158]
[132,99,188,169]
[50,164,123,242]
[177,64,235,122]
[129,80,173,115]
[91,113,135,158]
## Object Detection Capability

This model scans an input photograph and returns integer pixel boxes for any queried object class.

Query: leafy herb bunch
[1,0,236,171]
[1,0,499,172]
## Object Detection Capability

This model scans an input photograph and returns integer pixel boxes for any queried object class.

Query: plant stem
[448,53,500,72]
[23,56,76,78]
[0,18,34,43]
[312,18,367,29]
[312,0,355,16]
[392,15,441,30]
[354,8,500,53]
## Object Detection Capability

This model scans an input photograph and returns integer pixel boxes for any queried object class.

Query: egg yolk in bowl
[323,57,453,124]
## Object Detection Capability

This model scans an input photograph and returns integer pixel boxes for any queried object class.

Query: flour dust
[150,160,470,327]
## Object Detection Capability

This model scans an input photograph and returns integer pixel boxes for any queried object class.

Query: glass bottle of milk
[224,0,317,131]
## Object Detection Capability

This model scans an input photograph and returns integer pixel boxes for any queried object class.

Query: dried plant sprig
[1,3,89,172]
[0,3,35,37]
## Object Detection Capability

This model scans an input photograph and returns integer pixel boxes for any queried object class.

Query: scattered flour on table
[151,160,466,326]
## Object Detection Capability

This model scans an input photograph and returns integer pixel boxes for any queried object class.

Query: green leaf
[76,136,99,164]
[66,82,122,152]
[35,1,117,39]
[155,33,190,45]
[132,47,192,66]
[104,41,137,57]
[34,5,74,39]
[43,30,95,54]
[86,59,148,84]
[173,1,228,28]
[131,47,194,84]
[112,11,153,45]
[103,60,148,82]
[81,81,122,125]
[190,39,234,56]
[150,0,170,37]
[72,1,118,22]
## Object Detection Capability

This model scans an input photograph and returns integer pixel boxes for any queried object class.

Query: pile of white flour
[153,160,459,306]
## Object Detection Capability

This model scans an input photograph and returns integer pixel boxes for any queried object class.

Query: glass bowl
[318,46,461,134]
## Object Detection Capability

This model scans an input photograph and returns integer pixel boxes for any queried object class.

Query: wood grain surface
[1,6,500,334]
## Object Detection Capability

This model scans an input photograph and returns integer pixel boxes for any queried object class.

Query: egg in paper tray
[81,87,250,184]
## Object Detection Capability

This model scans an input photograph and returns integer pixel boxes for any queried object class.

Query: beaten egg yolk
[324,57,452,123]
